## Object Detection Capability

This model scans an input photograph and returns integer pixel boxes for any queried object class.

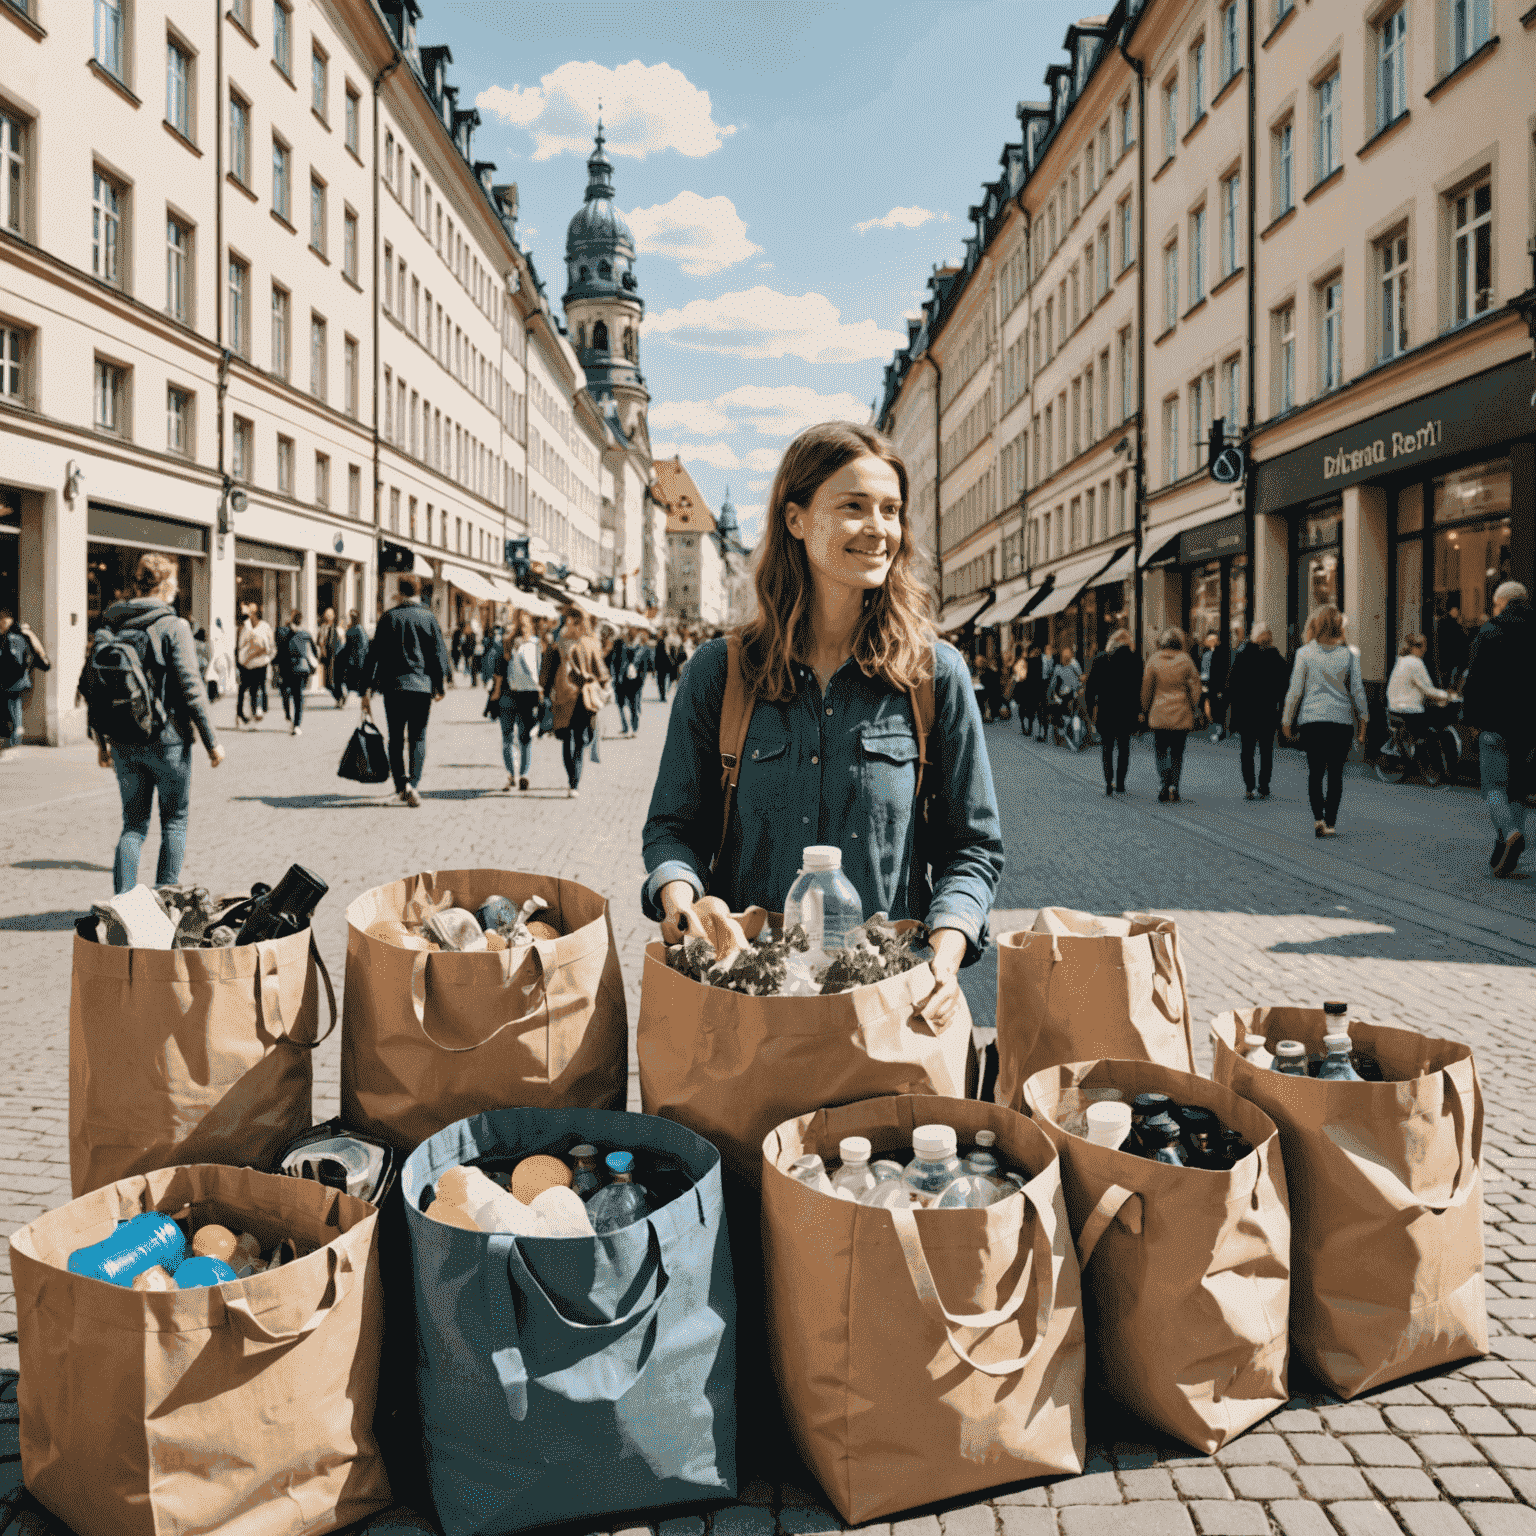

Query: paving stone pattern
[0,687,1533,1535]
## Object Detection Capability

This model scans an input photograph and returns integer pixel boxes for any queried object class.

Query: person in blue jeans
[488,609,544,791]
[280,608,320,735]
[1461,581,1533,878]
[0,608,50,757]
[92,554,224,891]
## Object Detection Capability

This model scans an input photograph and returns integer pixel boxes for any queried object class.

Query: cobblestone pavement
[1,684,1534,1536]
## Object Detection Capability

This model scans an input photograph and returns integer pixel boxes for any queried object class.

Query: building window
[1163,396,1180,485]
[228,0,249,26]
[1190,206,1207,303]
[229,93,249,185]
[1451,179,1492,324]
[92,168,124,286]
[1223,354,1241,425]
[310,314,326,399]
[272,1,290,73]
[1119,93,1134,152]
[1190,370,1214,467]
[1314,70,1341,184]
[1220,3,1239,84]
[343,335,358,417]
[383,243,393,310]
[1379,231,1409,361]
[271,284,289,377]
[95,0,124,79]
[1118,196,1133,270]
[94,358,126,435]
[310,176,325,254]
[1119,326,1134,420]
[166,37,191,137]
[1319,277,1343,392]
[232,415,252,480]
[165,216,189,320]
[311,47,327,120]
[0,324,27,403]
[348,464,361,519]
[1450,0,1491,69]
[166,385,190,455]
[1190,38,1206,123]
[343,208,357,280]
[1220,173,1240,276]
[277,434,294,494]
[272,139,290,222]
[1096,225,1110,300]
[410,164,420,223]
[345,87,360,155]
[1163,241,1178,330]
[1162,77,1178,161]
[1378,7,1407,129]
[389,487,400,532]
[1273,120,1293,215]
[0,111,24,236]
[1275,304,1295,411]
[228,255,248,354]
[315,451,330,508]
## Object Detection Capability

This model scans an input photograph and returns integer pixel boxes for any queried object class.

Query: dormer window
[579,265,590,280]
[598,261,612,279]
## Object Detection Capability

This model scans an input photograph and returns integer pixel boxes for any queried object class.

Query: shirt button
[802,816,809,824]
[811,755,819,764]
[826,707,833,716]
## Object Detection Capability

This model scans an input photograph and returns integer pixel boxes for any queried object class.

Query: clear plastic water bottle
[831,1137,879,1200]
[870,1159,906,1184]
[859,1178,916,1209]
[1317,1032,1364,1081]
[902,1125,962,1207]
[788,1154,837,1196]
[782,846,863,953]
[935,1151,1017,1208]
[568,1144,602,1199]
[69,1212,187,1287]
[1272,1040,1310,1077]
[587,1152,650,1234]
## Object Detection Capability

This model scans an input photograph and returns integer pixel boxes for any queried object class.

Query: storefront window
[1433,517,1510,639]
[1296,504,1341,631]
[1229,555,1248,639]
[1396,481,1423,534]
[88,545,198,630]
[1188,560,1222,649]
[235,564,297,624]
[1395,538,1423,652]
[1423,458,1512,679]
[1432,458,1510,524]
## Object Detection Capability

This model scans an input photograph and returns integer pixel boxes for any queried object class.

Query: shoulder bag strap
[709,635,755,893]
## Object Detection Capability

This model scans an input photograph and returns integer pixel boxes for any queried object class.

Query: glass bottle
[1316,1032,1363,1081]
[568,1144,602,1199]
[1272,1040,1310,1077]
[782,846,864,953]
[587,1152,650,1234]
[1143,1114,1186,1165]
[788,1154,837,1196]
[1178,1106,1219,1167]
[1130,1092,1171,1146]
[901,1125,962,1207]
[831,1137,879,1200]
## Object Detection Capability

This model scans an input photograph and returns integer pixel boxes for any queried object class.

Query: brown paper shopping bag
[10,1163,391,1536]
[69,926,334,1197]
[341,869,627,1151]
[638,934,975,1187]
[1213,1008,1487,1398]
[995,909,1195,1111]
[762,1095,1086,1523]
[1025,1059,1291,1451]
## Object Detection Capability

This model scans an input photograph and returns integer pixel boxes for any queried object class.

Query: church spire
[585,116,615,202]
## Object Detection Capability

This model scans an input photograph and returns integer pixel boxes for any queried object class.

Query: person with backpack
[278,608,320,735]
[641,421,1004,1030]
[615,625,649,736]
[235,602,276,727]
[0,608,50,758]
[86,552,224,893]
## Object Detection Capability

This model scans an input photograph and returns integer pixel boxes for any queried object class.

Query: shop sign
[234,536,302,570]
[1179,510,1247,564]
[88,503,208,555]
[1254,356,1535,516]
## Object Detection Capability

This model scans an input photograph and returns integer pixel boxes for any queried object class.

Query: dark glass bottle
[235,864,328,945]
[1179,1106,1220,1167]
[1142,1112,1185,1166]
[1130,1092,1172,1153]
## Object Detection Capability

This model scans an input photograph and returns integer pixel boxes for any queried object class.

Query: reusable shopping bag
[68,924,332,1197]
[337,718,391,783]
[638,932,975,1187]
[762,1094,1086,1523]
[1213,1007,1487,1398]
[1025,1059,1291,1451]
[402,1107,736,1536]
[10,1163,390,1536]
[341,869,627,1150]
[994,908,1195,1110]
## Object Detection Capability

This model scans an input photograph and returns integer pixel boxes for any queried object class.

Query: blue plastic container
[174,1256,239,1288]
[66,1212,186,1287]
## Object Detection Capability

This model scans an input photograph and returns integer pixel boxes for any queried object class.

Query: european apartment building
[0,0,654,746]
[878,0,1536,710]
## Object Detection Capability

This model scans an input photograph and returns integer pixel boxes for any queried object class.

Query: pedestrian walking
[541,605,608,798]
[1198,629,1231,740]
[1281,604,1369,838]
[489,609,544,792]
[316,607,345,704]
[279,608,320,735]
[235,602,275,726]
[1460,581,1533,878]
[1225,622,1289,799]
[1085,628,1141,794]
[207,616,236,704]
[358,575,451,808]
[273,611,299,724]
[339,610,369,699]
[1140,626,1203,803]
[85,553,224,892]
[1436,605,1470,685]
[652,629,673,701]
[615,626,648,736]
[1036,643,1058,740]
[1047,643,1083,741]
[981,651,1005,722]
[641,419,1004,1028]
[0,607,49,758]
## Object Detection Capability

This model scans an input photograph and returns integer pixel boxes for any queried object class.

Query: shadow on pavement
[0,911,89,932]
[11,861,113,873]
[231,794,387,811]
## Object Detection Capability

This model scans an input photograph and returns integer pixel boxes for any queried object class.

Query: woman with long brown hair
[488,608,543,791]
[641,421,1004,1026]
[540,604,609,798]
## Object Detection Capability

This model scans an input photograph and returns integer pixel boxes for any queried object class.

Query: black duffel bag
[338,719,390,784]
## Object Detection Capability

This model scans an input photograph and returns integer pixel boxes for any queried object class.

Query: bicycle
[1374,707,1461,786]
[1051,693,1097,752]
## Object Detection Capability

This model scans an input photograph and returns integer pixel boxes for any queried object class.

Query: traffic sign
[1211,445,1246,485]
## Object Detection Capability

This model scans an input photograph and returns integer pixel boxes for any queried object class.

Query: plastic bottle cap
[1276,1040,1307,1058]
[1322,1033,1353,1051]
[839,1136,872,1164]
[974,1130,997,1148]
[1086,1102,1133,1132]
[912,1124,957,1159]
[570,1144,597,1160]
[604,1151,634,1174]
[801,845,842,871]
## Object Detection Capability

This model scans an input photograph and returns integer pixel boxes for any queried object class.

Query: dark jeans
[1153,728,1188,790]
[384,690,433,793]
[1100,731,1130,790]
[563,704,593,788]
[111,739,194,892]
[656,671,671,702]
[498,691,539,778]
[2,693,23,744]
[1479,730,1529,842]
[328,664,347,704]
[289,675,310,728]
[236,665,268,721]
[1240,729,1275,793]
[1299,721,1353,826]
[617,682,642,733]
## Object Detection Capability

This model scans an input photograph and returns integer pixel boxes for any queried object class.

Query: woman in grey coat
[1282,604,1369,837]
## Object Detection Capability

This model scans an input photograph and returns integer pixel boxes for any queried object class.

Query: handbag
[338,719,391,784]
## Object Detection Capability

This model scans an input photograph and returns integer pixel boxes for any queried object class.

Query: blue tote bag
[402,1107,737,1536]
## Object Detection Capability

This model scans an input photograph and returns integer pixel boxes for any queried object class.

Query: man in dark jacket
[1462,583,1533,877]
[1225,622,1290,799]
[358,577,451,807]
[316,607,345,704]
[1085,631,1143,794]
[339,610,369,698]
[0,608,49,757]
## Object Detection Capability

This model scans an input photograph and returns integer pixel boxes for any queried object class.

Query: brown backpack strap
[907,670,936,809]
[710,634,756,892]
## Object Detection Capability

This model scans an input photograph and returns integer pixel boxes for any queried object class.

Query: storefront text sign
[1323,420,1442,481]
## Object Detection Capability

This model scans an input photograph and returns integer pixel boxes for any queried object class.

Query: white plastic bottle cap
[912,1124,957,1159]
[974,1129,997,1148]
[801,845,842,871]
[1322,1032,1353,1051]
[1276,1040,1307,1058]
[839,1136,872,1164]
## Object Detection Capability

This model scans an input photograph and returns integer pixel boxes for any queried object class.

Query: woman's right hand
[658,880,697,945]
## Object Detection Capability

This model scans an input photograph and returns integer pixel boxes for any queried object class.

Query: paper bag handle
[1075,1183,1143,1269]
[1423,1065,1478,1214]
[889,1199,1056,1378]
[1147,926,1196,1067]
[221,1245,346,1345]
[255,933,338,1050]
[410,940,556,1053]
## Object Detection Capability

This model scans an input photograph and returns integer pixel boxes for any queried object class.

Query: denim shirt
[641,638,1005,964]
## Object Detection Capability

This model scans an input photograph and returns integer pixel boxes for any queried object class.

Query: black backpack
[86,608,171,744]
[286,627,313,674]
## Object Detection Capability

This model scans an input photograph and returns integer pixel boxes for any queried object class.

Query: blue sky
[424,0,1093,542]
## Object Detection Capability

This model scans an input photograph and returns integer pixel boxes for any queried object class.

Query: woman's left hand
[922,927,968,1030]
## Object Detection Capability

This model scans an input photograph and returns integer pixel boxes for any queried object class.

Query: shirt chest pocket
[737,735,791,822]
[859,727,919,823]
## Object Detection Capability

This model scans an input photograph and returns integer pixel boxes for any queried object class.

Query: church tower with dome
[563,121,650,454]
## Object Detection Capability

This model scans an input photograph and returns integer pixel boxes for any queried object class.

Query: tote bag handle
[410,939,558,1053]
[221,1244,349,1345]
[254,933,338,1050]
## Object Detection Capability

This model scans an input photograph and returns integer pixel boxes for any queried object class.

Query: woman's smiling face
[784,454,904,595]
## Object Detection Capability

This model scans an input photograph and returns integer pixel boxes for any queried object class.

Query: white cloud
[742,448,781,471]
[651,440,743,470]
[756,261,774,270]
[648,399,736,436]
[643,287,904,364]
[735,503,767,545]
[854,206,949,235]
[476,61,735,162]
[626,191,759,277]
[714,384,870,439]
[747,478,772,491]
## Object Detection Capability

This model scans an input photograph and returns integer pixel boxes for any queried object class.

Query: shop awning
[937,593,993,633]
[441,563,498,602]
[503,586,561,619]
[1091,545,1136,587]
[1139,502,1240,567]
[1028,548,1125,620]
[979,583,1044,629]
